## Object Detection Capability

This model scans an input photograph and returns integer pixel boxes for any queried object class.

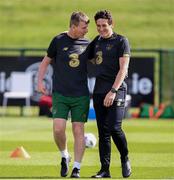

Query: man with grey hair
[38,12,90,178]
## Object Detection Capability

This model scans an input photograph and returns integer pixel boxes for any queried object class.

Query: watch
[110,88,118,93]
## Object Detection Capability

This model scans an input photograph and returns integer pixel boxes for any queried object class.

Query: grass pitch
[0,117,174,179]
[0,0,174,48]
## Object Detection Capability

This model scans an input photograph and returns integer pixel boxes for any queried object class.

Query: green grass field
[0,0,174,48]
[0,117,174,179]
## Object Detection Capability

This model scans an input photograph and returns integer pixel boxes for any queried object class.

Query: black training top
[47,32,90,97]
[88,32,130,94]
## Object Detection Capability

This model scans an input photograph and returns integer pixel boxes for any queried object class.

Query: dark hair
[70,11,90,27]
[94,10,113,25]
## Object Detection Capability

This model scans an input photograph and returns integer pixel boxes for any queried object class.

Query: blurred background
[0,0,174,117]
[0,0,174,179]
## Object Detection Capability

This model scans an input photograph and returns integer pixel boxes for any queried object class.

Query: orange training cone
[10,146,31,159]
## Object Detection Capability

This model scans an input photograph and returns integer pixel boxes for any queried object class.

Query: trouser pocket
[114,88,126,107]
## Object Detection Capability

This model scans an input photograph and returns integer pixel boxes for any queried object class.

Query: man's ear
[110,21,114,28]
[71,24,77,30]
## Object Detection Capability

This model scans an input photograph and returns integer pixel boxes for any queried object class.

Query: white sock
[73,161,81,170]
[60,149,69,158]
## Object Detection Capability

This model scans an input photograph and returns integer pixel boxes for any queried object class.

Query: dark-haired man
[88,10,131,178]
[37,12,90,178]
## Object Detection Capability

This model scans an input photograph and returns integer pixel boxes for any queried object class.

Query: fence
[0,48,174,108]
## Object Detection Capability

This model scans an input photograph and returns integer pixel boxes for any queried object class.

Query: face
[96,18,113,38]
[73,21,88,38]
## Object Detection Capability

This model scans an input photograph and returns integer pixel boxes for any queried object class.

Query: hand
[103,91,116,107]
[37,81,48,95]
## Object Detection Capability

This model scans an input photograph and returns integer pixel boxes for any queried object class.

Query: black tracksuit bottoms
[93,90,129,171]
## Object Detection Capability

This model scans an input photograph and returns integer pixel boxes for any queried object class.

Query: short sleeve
[86,36,99,60]
[85,40,95,60]
[47,37,57,58]
[118,37,131,58]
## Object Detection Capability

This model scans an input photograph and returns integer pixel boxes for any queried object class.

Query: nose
[84,28,88,34]
[98,26,104,32]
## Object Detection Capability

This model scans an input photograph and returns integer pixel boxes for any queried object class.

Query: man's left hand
[103,91,116,107]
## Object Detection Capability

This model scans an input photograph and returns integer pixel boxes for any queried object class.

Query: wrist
[110,88,118,93]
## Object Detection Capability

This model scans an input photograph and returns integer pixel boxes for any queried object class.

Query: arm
[103,56,130,107]
[37,55,52,95]
[112,56,130,90]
